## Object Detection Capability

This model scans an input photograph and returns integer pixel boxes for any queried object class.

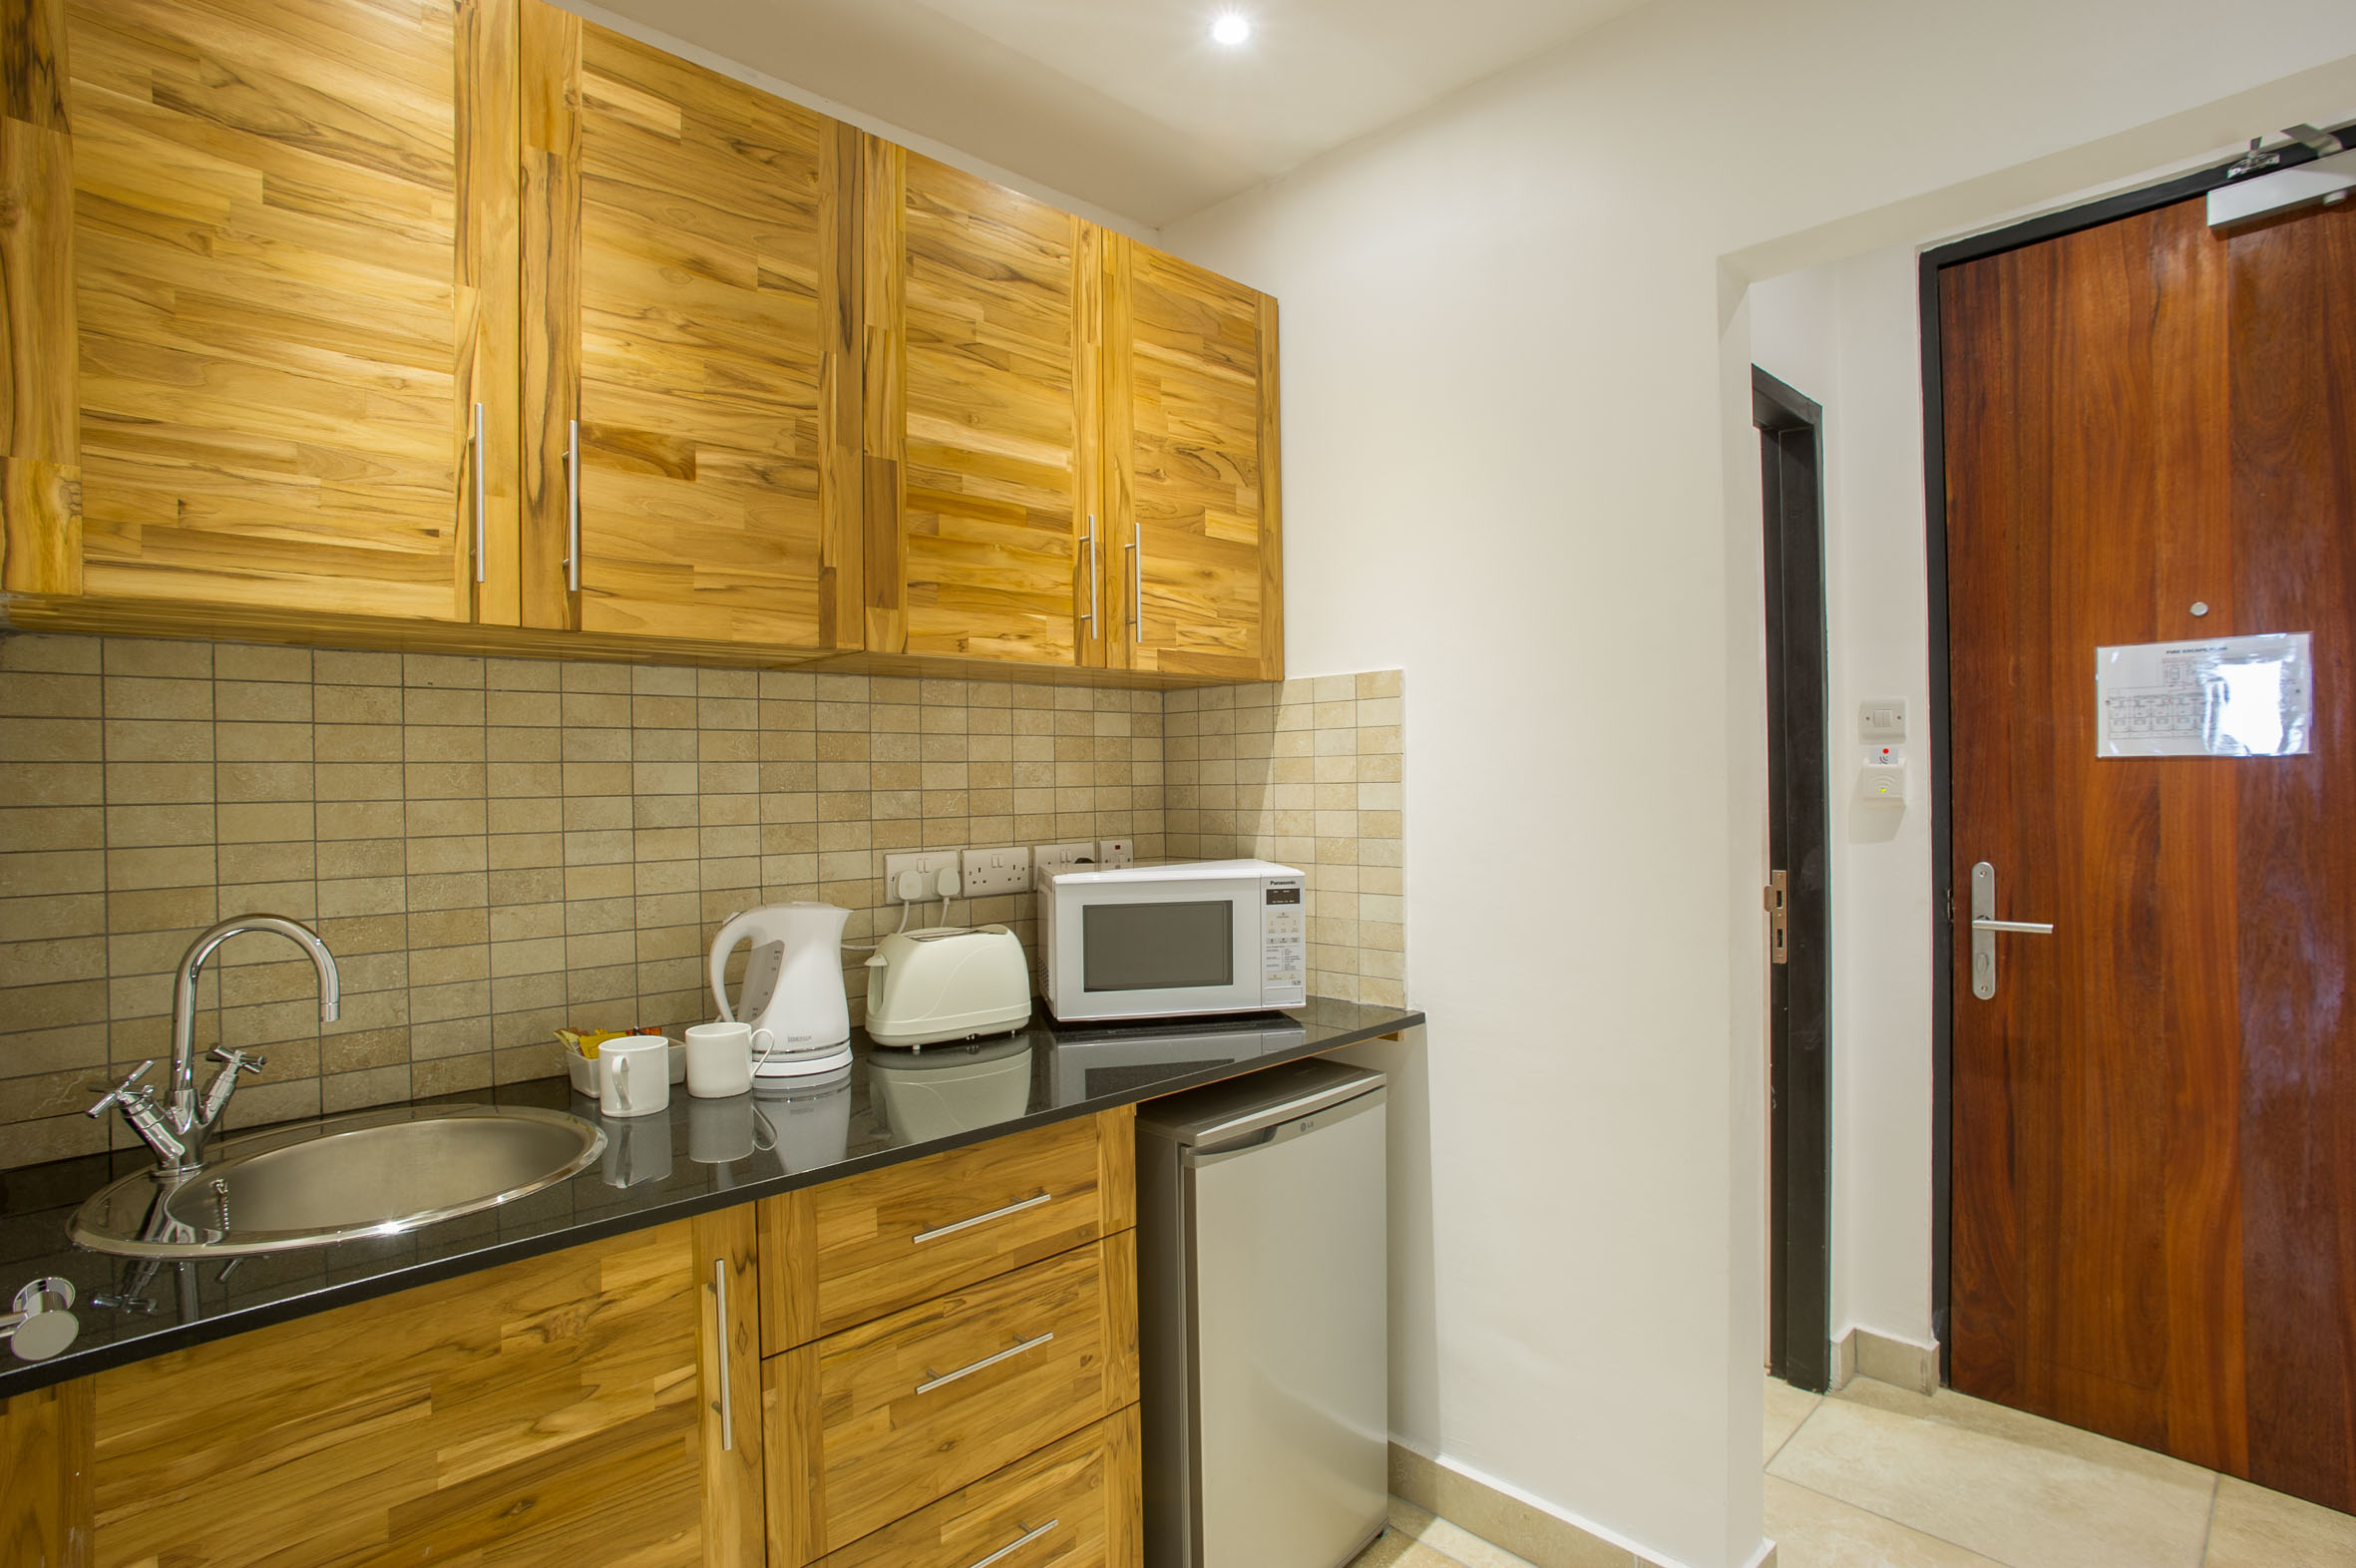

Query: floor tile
[1765,1476,2009,1568]
[1768,1379,2215,1568]
[2203,1474,2356,1567]
[1766,1375,1822,1461]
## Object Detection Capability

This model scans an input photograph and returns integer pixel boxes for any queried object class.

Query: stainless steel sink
[71,1105,606,1258]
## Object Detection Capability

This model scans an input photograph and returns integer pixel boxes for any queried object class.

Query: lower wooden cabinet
[811,1406,1141,1568]
[763,1234,1139,1566]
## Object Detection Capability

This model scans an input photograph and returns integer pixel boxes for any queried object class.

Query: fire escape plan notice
[2095,632,2313,759]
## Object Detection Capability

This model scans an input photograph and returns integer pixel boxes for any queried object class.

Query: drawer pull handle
[911,1190,1051,1245]
[965,1518,1060,1568]
[711,1259,733,1451]
[918,1331,1055,1395]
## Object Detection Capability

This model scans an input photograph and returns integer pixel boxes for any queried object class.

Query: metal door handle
[917,1331,1054,1394]
[963,1519,1060,1568]
[1970,861,2052,1000]
[911,1190,1051,1245]
[710,1259,733,1450]
[470,402,487,585]
[1080,515,1098,629]
[564,418,581,593]
[1126,537,1140,636]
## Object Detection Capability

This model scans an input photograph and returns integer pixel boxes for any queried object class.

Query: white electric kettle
[709,903,853,1077]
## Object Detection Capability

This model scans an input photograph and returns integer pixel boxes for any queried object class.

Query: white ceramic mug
[598,1035,671,1118]
[683,1019,772,1098]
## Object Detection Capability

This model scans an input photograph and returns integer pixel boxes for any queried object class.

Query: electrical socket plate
[1032,842,1096,884]
[1097,839,1134,869]
[961,846,1031,898]
[883,850,960,903]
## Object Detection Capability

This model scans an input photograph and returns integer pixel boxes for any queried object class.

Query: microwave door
[1067,882,1261,1019]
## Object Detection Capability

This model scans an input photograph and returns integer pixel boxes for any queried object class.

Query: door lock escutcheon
[1969,861,2054,999]
[1766,871,1788,966]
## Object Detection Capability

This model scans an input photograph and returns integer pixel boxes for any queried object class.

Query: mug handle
[750,1027,777,1075]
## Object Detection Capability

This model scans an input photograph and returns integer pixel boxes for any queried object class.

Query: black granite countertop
[0,997,1419,1397]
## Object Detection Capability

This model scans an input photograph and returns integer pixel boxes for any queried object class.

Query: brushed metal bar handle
[1971,919,2054,935]
[1970,860,2054,1000]
[470,402,487,585]
[1126,537,1140,636]
[1080,515,1097,628]
[917,1331,1054,1395]
[911,1190,1050,1245]
[963,1519,1060,1568]
[711,1259,733,1451]
[565,418,581,593]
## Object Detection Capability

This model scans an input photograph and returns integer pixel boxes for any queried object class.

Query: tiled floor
[1350,1375,2356,1568]
[1766,1374,2356,1568]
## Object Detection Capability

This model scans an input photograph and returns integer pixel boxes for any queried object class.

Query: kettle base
[751,1041,854,1079]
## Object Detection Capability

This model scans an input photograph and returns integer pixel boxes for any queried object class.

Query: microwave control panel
[1262,880,1307,1003]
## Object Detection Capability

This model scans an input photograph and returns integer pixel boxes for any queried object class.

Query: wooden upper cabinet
[520,3,861,649]
[53,0,521,621]
[864,145,1100,667]
[1103,236,1282,680]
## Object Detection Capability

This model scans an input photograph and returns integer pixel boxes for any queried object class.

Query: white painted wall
[1159,4,2356,1563]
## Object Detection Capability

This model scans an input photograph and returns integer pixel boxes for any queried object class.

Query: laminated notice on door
[2095,632,2313,758]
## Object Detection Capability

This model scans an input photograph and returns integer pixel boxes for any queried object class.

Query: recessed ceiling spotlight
[1210,12,1252,46]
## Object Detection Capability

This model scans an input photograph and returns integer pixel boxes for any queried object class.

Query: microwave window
[1082,901,1234,992]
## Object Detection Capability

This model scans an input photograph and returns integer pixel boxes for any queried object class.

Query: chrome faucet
[88,915,340,1173]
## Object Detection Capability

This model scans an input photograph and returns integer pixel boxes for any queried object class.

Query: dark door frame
[1757,364,1832,1392]
[1917,120,2355,1380]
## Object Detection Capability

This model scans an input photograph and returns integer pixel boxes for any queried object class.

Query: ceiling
[588,0,1649,228]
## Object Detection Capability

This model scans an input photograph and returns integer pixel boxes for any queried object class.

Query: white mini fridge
[1137,1057,1388,1568]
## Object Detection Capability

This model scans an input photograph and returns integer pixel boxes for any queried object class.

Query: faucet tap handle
[85,1060,156,1119]
[198,1048,266,1128]
[208,1047,267,1076]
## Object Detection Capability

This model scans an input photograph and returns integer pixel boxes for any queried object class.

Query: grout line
[2195,1472,2218,1566]
[1770,1474,2012,1566]
[1763,1389,1819,1468]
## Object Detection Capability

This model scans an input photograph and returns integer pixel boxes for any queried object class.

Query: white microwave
[1040,860,1307,1023]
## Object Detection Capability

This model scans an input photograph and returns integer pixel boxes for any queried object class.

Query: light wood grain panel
[1,0,79,593]
[458,0,520,625]
[67,0,488,620]
[812,1406,1138,1568]
[816,118,864,646]
[1074,220,1108,669]
[1111,239,1278,680]
[89,1220,715,1567]
[761,1181,821,1357]
[1,1377,94,1568]
[891,151,1085,665]
[1095,1103,1135,1235]
[697,1204,767,1568]
[1254,291,1283,680]
[769,1240,1125,1560]
[760,1112,1113,1350]
[518,0,578,630]
[537,18,845,649]
[860,133,906,654]
[762,1335,826,1568]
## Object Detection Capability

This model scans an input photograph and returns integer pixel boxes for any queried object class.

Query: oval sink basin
[71,1105,605,1258]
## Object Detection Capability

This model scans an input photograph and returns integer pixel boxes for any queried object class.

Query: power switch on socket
[961,847,1031,897]
[1096,839,1134,869]
[1033,843,1095,883]
[883,850,960,903]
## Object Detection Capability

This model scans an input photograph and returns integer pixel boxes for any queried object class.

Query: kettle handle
[709,911,757,1022]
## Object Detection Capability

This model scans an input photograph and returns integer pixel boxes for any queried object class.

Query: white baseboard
[1830,1325,1939,1394]
[1387,1440,1775,1568]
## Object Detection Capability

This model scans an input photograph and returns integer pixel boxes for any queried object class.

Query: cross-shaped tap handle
[208,1047,267,1077]
[85,1061,156,1118]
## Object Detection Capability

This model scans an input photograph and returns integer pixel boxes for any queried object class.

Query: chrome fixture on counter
[87,915,341,1173]
[0,1277,79,1362]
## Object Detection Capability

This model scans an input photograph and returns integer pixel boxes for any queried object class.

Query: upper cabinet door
[1104,237,1282,681]
[864,145,1098,666]
[63,0,519,621]
[521,5,861,648]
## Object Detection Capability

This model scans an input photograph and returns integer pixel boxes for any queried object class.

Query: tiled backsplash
[1163,673,1404,1009]
[0,634,1405,1169]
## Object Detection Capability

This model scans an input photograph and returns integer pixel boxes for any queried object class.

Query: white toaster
[862,925,1032,1048]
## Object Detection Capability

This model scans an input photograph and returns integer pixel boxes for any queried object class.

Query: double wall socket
[1033,843,1096,882]
[961,846,1031,897]
[883,850,960,904]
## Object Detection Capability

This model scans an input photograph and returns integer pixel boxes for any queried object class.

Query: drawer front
[766,1235,1140,1564]
[762,1107,1135,1352]
[814,1406,1140,1568]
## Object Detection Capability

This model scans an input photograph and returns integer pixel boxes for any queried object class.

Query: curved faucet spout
[166,916,341,1169]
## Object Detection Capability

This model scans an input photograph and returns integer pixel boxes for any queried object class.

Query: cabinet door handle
[564,417,581,593]
[1126,537,1140,636]
[911,1190,1050,1245]
[1079,515,1097,628]
[963,1519,1060,1568]
[710,1259,733,1451]
[917,1331,1054,1394]
[470,402,487,585]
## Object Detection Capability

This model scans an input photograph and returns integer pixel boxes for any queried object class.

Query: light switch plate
[961,846,1031,897]
[1859,698,1908,743]
[1096,839,1134,869]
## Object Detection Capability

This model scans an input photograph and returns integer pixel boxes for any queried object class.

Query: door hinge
[1765,872,1789,966]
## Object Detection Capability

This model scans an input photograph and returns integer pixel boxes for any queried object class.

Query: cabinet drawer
[813,1406,1140,1568]
[765,1234,1140,1566]
[761,1107,1135,1352]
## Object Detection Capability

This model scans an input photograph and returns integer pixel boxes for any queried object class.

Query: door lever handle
[1970,918,2054,935]
[1969,861,2052,999]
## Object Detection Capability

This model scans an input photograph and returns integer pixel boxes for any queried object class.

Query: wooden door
[1103,236,1282,681]
[59,0,519,621]
[22,1212,761,1566]
[522,4,860,648]
[1943,194,2356,1507]
[861,143,1098,666]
